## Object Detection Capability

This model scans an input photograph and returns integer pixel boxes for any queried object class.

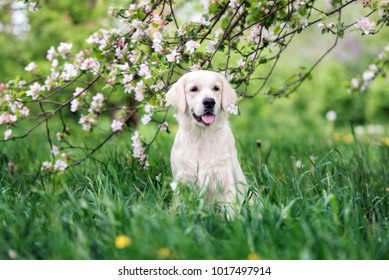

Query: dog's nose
[203,97,216,109]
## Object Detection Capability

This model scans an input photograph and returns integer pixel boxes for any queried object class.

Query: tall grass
[0,129,388,260]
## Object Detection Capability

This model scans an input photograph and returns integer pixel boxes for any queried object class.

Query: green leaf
[274,25,281,35]
[209,2,219,14]
[221,16,231,29]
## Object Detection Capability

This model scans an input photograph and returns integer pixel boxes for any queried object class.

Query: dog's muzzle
[193,97,216,126]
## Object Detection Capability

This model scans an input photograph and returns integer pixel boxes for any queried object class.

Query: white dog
[166,70,248,217]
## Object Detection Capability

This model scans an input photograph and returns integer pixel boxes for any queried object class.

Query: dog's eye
[190,86,198,92]
[213,86,220,91]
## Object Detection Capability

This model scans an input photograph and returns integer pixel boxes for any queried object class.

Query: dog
[166,70,248,218]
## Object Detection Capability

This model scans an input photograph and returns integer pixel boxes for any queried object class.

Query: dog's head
[166,70,237,127]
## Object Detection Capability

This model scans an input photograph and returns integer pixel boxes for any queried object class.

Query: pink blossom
[122,74,134,84]
[177,28,185,36]
[80,58,100,74]
[42,161,53,171]
[79,114,96,131]
[21,107,29,116]
[131,131,149,167]
[56,132,62,141]
[51,145,60,156]
[355,17,376,35]
[190,63,201,72]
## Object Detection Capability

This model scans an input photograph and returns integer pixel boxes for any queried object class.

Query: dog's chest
[172,127,233,170]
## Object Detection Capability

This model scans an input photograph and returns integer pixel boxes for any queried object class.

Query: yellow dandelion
[115,235,132,249]
[332,132,342,141]
[342,133,354,144]
[247,252,261,260]
[381,137,389,146]
[158,247,171,258]
[386,187,389,192]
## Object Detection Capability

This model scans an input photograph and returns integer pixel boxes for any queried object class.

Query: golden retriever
[166,70,247,218]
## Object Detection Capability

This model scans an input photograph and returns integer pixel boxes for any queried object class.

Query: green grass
[0,128,388,260]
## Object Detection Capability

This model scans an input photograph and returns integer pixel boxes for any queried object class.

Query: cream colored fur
[166,70,247,218]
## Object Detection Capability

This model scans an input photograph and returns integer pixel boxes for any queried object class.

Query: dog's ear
[219,74,237,111]
[166,77,186,112]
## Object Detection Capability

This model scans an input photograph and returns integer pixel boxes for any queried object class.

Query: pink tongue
[201,114,215,124]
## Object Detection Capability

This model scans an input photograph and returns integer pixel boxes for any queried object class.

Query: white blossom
[111,119,124,132]
[325,110,337,122]
[138,63,152,79]
[248,24,275,43]
[185,40,200,54]
[90,93,104,112]
[70,99,80,112]
[134,81,145,101]
[206,41,217,53]
[295,160,303,169]
[57,42,73,58]
[26,82,45,100]
[227,104,239,115]
[152,32,163,52]
[54,159,68,171]
[47,46,57,60]
[229,0,240,9]
[73,87,85,97]
[236,58,245,68]
[351,78,360,89]
[166,47,180,63]
[170,181,178,191]
[141,114,152,125]
[25,62,38,72]
[198,16,211,26]
[4,129,12,140]
[61,63,79,80]
[362,70,375,81]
